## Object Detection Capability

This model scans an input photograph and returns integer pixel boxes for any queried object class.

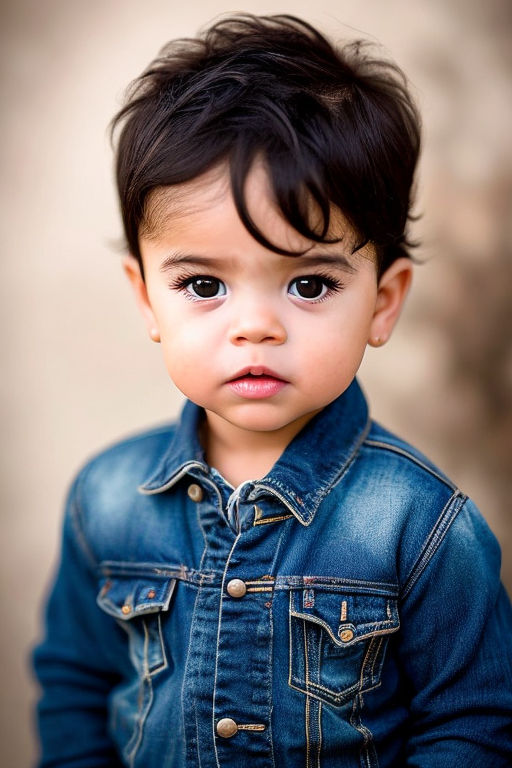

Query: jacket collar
[139,378,370,526]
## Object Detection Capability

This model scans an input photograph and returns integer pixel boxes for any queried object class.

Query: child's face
[126,163,410,442]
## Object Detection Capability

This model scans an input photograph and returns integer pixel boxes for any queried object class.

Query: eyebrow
[159,250,357,274]
[160,252,227,273]
[289,253,357,273]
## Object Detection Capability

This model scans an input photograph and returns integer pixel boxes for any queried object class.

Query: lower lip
[227,376,287,399]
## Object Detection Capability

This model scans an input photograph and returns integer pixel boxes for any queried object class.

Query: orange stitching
[305,694,311,768]
[291,611,398,646]
[317,701,322,768]
[370,636,383,682]
[254,514,294,525]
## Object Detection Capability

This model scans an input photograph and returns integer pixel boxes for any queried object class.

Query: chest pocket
[288,587,399,708]
[97,570,176,678]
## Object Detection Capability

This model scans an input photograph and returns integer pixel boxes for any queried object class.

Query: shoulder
[75,422,177,497]
[354,421,460,523]
[362,421,456,491]
[338,420,494,590]
[64,423,178,563]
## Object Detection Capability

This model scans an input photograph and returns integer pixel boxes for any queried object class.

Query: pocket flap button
[121,604,132,615]
[339,628,354,642]
[217,718,238,738]
[227,579,247,598]
[187,483,203,502]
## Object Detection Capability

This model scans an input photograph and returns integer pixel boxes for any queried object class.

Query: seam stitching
[402,491,467,600]
[363,439,456,490]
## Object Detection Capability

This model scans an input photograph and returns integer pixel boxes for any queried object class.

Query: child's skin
[124,161,412,486]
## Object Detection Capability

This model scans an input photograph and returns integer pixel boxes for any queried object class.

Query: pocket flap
[290,587,399,647]
[97,573,177,621]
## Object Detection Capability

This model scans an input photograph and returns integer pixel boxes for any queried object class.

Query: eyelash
[168,271,345,303]
[293,272,344,303]
[168,272,218,302]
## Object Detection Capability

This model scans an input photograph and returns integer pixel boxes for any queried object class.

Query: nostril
[228,318,287,345]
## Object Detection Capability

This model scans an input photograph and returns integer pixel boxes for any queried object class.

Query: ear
[368,258,412,347]
[122,255,161,342]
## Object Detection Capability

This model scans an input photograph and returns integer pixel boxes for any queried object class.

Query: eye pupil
[295,277,323,299]
[192,278,220,298]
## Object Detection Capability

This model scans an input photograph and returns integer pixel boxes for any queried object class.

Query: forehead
[140,161,371,265]
[141,165,230,240]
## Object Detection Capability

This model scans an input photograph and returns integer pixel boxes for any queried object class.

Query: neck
[203,411,316,488]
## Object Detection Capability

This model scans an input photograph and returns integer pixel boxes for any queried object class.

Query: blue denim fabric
[32,379,512,767]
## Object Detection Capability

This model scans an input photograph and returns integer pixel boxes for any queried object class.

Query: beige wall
[1,0,511,763]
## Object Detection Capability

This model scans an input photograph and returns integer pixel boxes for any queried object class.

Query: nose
[228,296,287,346]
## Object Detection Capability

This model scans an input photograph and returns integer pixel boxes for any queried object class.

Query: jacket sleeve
[32,472,124,767]
[398,495,512,767]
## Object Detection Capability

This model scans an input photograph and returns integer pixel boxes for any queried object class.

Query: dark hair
[111,13,421,277]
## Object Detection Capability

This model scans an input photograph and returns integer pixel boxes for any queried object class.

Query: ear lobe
[368,258,412,347]
[122,255,160,342]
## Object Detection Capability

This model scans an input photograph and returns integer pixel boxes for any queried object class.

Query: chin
[229,415,289,433]
[225,405,316,434]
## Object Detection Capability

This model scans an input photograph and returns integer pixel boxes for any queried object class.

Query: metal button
[147,589,156,599]
[187,483,203,502]
[216,718,238,738]
[121,604,132,615]
[227,579,247,598]
[339,628,354,642]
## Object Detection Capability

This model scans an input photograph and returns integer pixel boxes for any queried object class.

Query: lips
[228,366,287,383]
[226,366,288,399]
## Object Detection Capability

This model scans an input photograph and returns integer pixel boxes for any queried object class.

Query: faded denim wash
[33,379,512,767]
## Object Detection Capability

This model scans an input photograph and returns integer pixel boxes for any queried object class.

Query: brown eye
[185,277,226,299]
[289,276,328,300]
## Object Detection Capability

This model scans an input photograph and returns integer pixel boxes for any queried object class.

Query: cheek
[159,344,209,400]
[294,309,372,379]
[296,307,371,351]
[158,313,218,385]
[157,304,212,349]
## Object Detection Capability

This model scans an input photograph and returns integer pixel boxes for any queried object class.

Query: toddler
[33,14,512,767]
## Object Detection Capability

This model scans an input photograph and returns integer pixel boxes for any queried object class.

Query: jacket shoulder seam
[363,438,456,491]
[68,465,101,572]
[401,490,468,601]
[66,425,178,571]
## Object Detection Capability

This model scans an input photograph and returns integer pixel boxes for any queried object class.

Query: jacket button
[339,628,354,642]
[216,718,238,738]
[121,604,132,615]
[227,578,247,598]
[187,483,203,502]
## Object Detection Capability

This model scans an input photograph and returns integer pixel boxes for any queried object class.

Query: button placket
[213,496,278,765]
[181,472,245,765]
[182,479,277,764]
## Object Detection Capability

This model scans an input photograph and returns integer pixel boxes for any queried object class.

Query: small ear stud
[149,328,161,343]
[371,335,386,347]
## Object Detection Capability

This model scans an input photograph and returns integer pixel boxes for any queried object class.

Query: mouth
[228,366,287,383]
[226,366,288,399]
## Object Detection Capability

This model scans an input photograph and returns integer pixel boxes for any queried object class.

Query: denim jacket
[33,379,512,767]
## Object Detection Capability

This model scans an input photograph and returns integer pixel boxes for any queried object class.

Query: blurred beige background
[1,0,511,764]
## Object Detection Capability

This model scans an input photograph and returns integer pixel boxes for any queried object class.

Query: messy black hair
[111,14,421,278]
